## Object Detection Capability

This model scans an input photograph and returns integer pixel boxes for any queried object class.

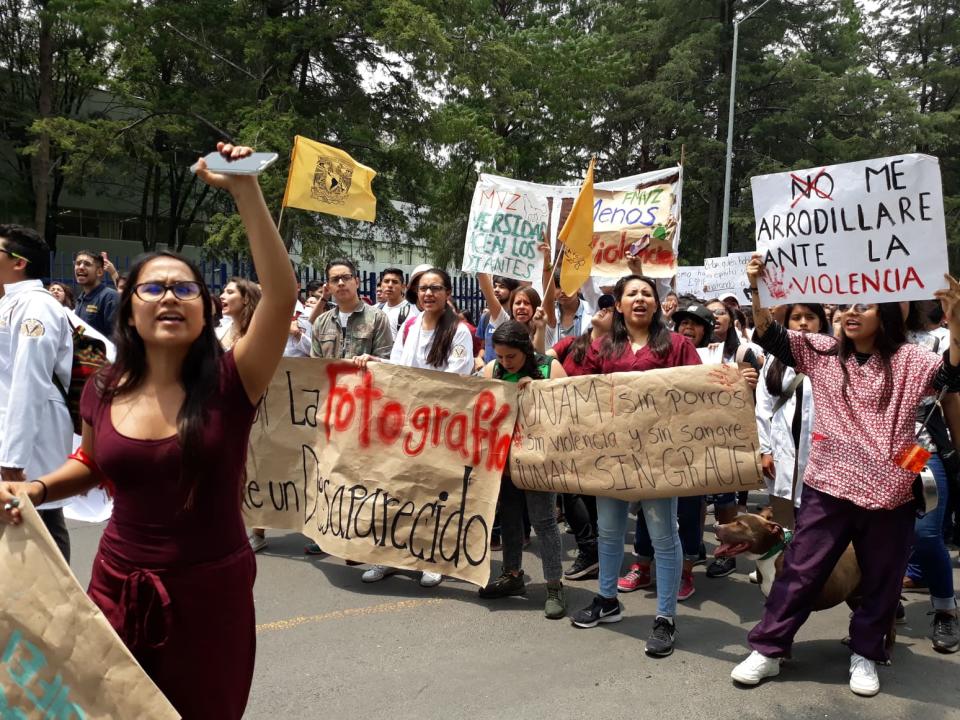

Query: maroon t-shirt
[80,350,257,567]
[551,336,587,377]
[582,331,702,374]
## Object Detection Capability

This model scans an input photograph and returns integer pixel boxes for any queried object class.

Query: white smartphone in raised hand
[190,151,278,176]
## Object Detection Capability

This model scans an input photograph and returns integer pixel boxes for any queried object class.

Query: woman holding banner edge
[0,143,297,719]
[731,255,960,697]
[571,258,700,658]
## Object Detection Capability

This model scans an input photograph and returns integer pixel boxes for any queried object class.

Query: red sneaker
[618,563,652,592]
[678,570,696,601]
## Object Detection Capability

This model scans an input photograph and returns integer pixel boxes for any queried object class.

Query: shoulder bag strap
[771,371,806,416]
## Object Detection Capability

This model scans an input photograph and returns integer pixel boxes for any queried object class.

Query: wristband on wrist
[31,479,48,505]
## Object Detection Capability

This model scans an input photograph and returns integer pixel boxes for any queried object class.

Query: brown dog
[714,509,899,654]
[714,508,861,611]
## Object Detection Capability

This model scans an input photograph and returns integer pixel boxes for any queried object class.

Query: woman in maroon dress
[1,143,297,719]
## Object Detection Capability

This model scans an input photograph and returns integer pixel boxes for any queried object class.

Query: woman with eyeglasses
[731,256,960,697]
[1,143,297,719]
[354,267,475,587]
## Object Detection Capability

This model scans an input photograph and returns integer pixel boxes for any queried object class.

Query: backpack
[32,289,110,433]
[58,317,109,434]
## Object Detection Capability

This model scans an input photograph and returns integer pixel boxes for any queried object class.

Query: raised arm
[935,274,960,368]
[195,143,296,403]
[477,272,507,324]
[747,253,774,337]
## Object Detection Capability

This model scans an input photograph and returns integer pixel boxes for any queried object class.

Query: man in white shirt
[0,224,74,560]
[376,267,418,339]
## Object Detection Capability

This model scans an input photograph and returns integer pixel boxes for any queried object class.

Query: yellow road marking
[256,598,445,634]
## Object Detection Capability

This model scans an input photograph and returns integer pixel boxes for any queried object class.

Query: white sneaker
[248,532,267,553]
[849,653,879,696]
[361,565,397,583]
[731,651,780,685]
[748,570,759,584]
[419,571,443,588]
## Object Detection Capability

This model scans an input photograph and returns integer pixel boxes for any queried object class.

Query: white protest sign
[464,167,683,282]
[751,154,948,305]
[675,266,706,297]
[462,177,549,282]
[704,252,754,303]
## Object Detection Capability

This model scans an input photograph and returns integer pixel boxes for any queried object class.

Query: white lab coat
[0,280,73,509]
[755,361,814,507]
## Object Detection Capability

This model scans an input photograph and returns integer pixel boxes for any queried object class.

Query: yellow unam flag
[281,135,377,222]
[558,157,595,295]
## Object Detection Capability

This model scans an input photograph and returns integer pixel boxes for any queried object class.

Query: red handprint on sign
[762,265,788,300]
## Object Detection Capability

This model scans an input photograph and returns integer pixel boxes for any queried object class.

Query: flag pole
[277,206,286,234]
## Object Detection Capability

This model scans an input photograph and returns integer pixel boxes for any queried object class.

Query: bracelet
[32,479,48,506]
[68,448,100,475]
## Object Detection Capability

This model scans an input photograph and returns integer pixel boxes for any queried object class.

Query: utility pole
[720,0,772,257]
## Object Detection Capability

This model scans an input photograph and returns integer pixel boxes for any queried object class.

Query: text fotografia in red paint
[286,365,514,472]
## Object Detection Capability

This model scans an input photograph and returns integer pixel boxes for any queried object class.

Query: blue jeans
[597,496,682,618]
[906,454,956,608]
[634,495,703,562]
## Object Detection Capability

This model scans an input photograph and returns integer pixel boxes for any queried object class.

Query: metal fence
[49,253,487,323]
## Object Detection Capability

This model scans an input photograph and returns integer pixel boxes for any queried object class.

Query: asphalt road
[65,510,960,720]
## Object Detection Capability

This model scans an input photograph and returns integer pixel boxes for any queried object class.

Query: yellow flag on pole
[558,157,595,295]
[281,135,377,222]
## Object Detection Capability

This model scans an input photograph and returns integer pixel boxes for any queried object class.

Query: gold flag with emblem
[281,136,377,222]
[558,157,595,295]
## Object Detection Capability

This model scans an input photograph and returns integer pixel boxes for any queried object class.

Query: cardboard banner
[465,167,683,283]
[703,252,755,303]
[751,154,948,305]
[462,176,549,282]
[0,495,179,719]
[511,364,763,500]
[674,265,706,297]
[244,359,518,587]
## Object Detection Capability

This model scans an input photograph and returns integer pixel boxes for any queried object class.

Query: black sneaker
[478,571,525,599]
[895,601,906,625]
[694,543,706,567]
[931,611,960,653]
[571,595,623,628]
[706,556,736,578]
[564,551,599,580]
[645,616,676,657]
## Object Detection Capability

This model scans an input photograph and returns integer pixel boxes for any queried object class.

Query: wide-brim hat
[405,264,434,305]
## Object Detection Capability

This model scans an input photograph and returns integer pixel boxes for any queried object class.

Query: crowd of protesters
[1,144,959,719]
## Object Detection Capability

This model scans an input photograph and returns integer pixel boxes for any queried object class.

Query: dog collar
[759,529,794,561]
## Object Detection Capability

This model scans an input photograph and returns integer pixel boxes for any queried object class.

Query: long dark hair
[507,286,541,329]
[808,302,906,408]
[420,268,461,368]
[96,251,223,507]
[600,275,671,359]
[706,299,739,360]
[492,320,545,379]
[565,326,594,366]
[765,303,829,396]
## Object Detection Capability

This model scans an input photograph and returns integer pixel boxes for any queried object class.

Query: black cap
[672,303,715,333]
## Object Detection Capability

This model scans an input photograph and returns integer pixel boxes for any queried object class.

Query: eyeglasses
[328,274,354,285]
[838,303,873,314]
[134,281,202,302]
[418,284,446,294]
[0,248,28,263]
[710,308,727,317]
